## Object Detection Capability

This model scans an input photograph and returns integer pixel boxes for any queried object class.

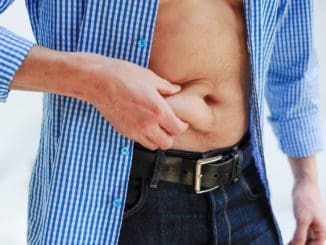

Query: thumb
[156,79,181,96]
[291,219,310,245]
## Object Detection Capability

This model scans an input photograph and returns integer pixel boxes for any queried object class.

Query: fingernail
[181,121,189,129]
[171,84,181,91]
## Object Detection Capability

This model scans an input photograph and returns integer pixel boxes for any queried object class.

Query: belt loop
[230,147,243,182]
[150,150,165,188]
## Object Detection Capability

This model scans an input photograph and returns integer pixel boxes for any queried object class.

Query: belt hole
[183,170,188,175]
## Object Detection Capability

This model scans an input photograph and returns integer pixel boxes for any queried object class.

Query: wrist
[289,156,318,183]
[57,51,97,102]
[67,52,120,104]
[11,45,92,101]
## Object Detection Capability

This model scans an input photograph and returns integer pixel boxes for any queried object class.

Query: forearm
[9,45,187,150]
[10,45,97,102]
[288,156,319,184]
[288,155,326,245]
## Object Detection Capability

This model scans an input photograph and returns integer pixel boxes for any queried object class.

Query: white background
[0,1,325,244]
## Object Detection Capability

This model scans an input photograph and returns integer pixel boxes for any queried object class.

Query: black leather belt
[131,132,252,194]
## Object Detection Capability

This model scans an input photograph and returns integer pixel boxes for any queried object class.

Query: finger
[307,226,326,245]
[144,124,174,150]
[140,91,188,136]
[155,78,182,96]
[311,219,326,242]
[308,228,316,242]
[307,235,326,245]
[291,219,310,245]
[159,104,189,136]
[136,135,158,151]
[307,240,325,245]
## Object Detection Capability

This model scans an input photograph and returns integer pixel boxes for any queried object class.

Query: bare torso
[148,0,249,151]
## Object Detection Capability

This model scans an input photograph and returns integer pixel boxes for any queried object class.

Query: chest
[26,0,286,65]
[148,0,247,84]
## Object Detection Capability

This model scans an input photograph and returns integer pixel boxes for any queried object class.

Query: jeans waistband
[131,132,253,193]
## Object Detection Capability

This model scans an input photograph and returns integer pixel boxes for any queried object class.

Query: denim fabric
[0,1,323,243]
[118,158,281,245]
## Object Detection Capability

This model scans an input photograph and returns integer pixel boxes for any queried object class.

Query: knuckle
[168,129,178,137]
[138,121,150,133]
[159,138,173,150]
[169,124,182,136]
[146,144,158,151]
[159,142,169,150]
[151,105,164,119]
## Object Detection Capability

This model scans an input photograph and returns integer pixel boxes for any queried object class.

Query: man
[0,0,325,244]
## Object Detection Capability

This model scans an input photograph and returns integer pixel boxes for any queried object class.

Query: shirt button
[113,199,122,208]
[120,146,129,155]
[137,38,147,48]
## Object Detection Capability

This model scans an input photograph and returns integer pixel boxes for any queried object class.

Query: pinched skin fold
[149,0,249,151]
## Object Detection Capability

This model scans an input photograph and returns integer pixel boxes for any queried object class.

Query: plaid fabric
[0,0,323,244]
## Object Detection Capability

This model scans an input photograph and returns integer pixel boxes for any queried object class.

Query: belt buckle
[195,155,223,194]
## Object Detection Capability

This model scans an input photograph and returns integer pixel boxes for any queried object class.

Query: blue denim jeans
[118,153,282,245]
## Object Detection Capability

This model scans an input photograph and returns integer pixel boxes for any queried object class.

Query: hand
[288,157,326,245]
[85,55,188,150]
[11,46,188,150]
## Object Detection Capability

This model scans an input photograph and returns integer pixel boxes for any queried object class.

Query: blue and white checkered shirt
[0,0,323,244]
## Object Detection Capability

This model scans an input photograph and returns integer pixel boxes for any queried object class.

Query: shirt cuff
[268,113,324,158]
[0,26,35,102]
